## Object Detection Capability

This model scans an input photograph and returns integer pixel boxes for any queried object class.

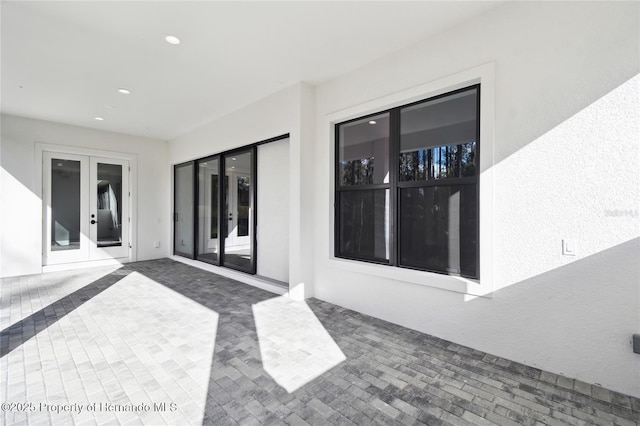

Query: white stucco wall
[163,1,639,397]
[169,85,298,165]
[169,83,315,296]
[0,115,170,277]
[312,1,640,397]
[257,138,290,283]
[12,0,628,398]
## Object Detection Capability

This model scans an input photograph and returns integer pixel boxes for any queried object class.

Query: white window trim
[325,62,495,297]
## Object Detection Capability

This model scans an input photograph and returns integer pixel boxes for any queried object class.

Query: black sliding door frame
[173,133,288,275]
[219,146,257,274]
[173,160,197,259]
[194,154,221,266]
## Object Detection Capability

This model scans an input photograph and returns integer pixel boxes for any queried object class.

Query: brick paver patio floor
[1,259,639,425]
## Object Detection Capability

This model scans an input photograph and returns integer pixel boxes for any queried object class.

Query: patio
[1,259,638,425]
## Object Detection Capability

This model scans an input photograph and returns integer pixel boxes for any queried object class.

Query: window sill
[328,256,491,297]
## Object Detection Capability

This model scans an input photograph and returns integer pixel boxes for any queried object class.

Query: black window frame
[334,85,480,279]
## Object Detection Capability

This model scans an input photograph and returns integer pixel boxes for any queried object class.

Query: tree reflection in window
[237,175,250,236]
[340,157,375,186]
[399,142,475,181]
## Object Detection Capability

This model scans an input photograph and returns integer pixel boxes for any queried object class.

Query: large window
[335,85,479,278]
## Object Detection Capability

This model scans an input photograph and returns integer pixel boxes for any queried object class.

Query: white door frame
[36,143,137,271]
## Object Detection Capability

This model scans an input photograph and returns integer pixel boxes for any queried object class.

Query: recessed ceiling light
[118,88,131,95]
[94,117,104,121]
[231,166,235,169]
[165,35,181,45]
[369,120,377,125]
[232,157,237,161]
[105,105,115,109]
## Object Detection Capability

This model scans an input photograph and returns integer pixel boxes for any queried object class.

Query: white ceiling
[1,1,503,140]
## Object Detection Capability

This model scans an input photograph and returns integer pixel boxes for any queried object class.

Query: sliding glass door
[174,162,194,258]
[222,150,254,272]
[174,147,256,274]
[197,156,220,264]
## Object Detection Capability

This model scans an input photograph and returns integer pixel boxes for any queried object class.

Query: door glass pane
[400,88,477,181]
[197,157,219,264]
[338,189,389,261]
[399,184,477,277]
[174,162,194,257]
[338,113,390,186]
[96,163,123,247]
[237,175,250,237]
[51,159,81,251]
[223,150,254,272]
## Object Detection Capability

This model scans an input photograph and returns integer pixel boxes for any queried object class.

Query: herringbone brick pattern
[1,259,639,425]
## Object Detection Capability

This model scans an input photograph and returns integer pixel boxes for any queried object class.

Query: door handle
[91,220,97,224]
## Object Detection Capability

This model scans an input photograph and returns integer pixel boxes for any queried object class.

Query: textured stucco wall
[312,1,640,397]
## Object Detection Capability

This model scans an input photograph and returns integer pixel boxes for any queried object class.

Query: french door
[44,152,130,265]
